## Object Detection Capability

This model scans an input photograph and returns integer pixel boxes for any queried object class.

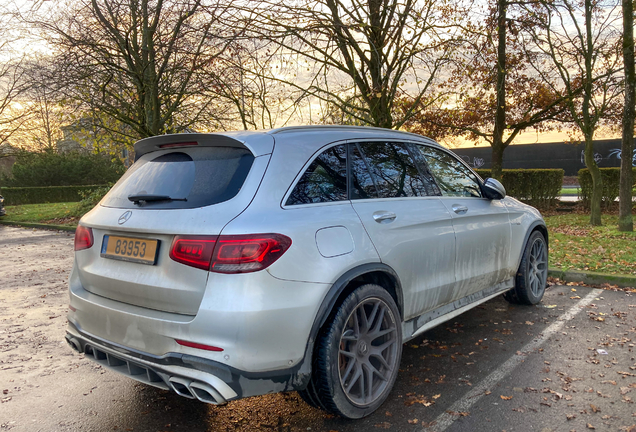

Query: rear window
[101,147,254,209]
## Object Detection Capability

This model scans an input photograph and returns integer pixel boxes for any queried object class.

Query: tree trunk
[583,0,602,226]
[584,132,603,225]
[491,0,507,181]
[141,0,161,136]
[490,141,505,180]
[619,0,635,231]
[367,0,392,129]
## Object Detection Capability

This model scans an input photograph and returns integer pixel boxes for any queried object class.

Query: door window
[350,142,440,199]
[418,146,482,198]
[286,145,348,205]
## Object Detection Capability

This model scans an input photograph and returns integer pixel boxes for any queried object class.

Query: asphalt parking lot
[1,225,635,432]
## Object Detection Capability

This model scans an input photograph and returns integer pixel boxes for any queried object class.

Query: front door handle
[452,205,468,215]
[373,211,397,223]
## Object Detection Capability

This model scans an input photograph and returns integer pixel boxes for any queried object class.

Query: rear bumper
[67,260,332,400]
[66,320,309,402]
[69,260,329,372]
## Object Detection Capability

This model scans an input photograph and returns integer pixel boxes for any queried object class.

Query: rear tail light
[169,236,217,270]
[74,225,94,251]
[169,234,291,273]
[211,234,292,274]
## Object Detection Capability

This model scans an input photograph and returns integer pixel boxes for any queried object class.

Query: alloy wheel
[338,298,399,406]
[529,238,548,297]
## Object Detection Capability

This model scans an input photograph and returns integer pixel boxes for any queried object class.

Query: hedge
[1,185,109,206]
[475,169,564,209]
[578,168,636,209]
[2,150,125,187]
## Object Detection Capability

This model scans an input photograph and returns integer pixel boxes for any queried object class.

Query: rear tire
[297,387,323,409]
[304,284,402,419]
[505,230,548,305]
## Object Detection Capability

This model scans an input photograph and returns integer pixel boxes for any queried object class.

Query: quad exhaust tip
[68,338,228,405]
[190,382,225,405]
[168,377,226,405]
[168,377,196,399]
[65,335,82,353]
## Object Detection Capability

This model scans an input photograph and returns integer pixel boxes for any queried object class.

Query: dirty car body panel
[66,126,547,415]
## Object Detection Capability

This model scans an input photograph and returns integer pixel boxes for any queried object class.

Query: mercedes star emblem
[118,210,132,225]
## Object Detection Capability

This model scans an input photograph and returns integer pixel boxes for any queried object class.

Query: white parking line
[427,288,603,432]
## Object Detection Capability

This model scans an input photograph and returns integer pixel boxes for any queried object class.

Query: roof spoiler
[133,133,267,162]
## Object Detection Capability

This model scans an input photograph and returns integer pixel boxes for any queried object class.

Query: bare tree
[618,0,634,232]
[25,0,242,143]
[522,0,622,225]
[7,57,77,152]
[242,0,460,129]
[212,39,301,130]
[0,14,29,148]
[0,56,27,146]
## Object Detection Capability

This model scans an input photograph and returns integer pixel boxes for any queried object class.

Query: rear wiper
[128,194,187,205]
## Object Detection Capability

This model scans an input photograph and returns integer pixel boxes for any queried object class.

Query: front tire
[306,284,402,419]
[505,230,548,305]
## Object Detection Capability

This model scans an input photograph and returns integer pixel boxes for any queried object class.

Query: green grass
[545,214,636,276]
[559,186,580,195]
[1,202,80,226]
[559,187,636,196]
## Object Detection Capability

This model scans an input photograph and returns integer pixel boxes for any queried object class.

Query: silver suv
[66,126,548,419]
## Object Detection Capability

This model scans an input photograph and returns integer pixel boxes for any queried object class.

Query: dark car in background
[0,195,5,216]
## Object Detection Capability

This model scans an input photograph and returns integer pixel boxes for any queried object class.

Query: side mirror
[483,178,506,200]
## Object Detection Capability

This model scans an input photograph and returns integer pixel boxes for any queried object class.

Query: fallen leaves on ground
[404,394,435,407]
[548,277,635,293]
[446,411,469,417]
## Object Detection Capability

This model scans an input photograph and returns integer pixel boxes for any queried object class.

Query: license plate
[101,235,160,265]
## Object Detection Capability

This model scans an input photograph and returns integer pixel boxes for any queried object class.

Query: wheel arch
[516,220,549,270]
[315,263,404,330]
[296,263,403,391]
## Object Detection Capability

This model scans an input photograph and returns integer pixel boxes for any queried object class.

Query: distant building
[451,139,636,176]
[56,118,96,153]
[55,118,133,166]
[0,142,17,179]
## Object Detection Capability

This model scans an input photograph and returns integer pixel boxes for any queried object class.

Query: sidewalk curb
[0,220,77,232]
[548,268,636,288]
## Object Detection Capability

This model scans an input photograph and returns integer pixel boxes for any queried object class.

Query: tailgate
[74,143,270,315]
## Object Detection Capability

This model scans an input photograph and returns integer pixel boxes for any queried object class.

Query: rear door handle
[372,211,397,223]
[452,205,468,215]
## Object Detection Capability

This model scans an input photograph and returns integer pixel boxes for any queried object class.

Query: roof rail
[267,125,433,141]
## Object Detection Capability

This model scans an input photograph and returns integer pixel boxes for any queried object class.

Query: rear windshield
[101,147,254,209]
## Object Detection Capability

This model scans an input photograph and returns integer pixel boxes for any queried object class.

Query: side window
[418,146,482,198]
[350,142,440,199]
[286,145,347,205]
